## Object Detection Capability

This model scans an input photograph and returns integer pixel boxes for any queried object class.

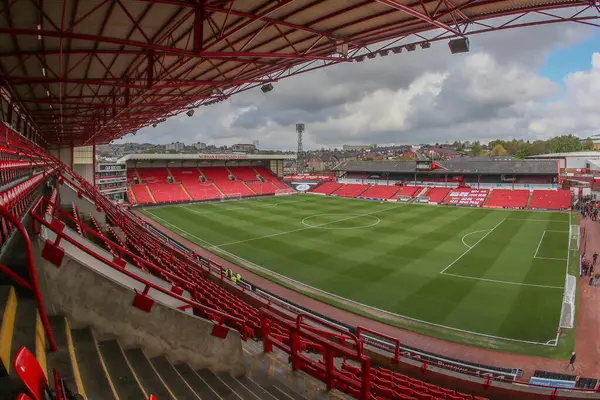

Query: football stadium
[1,1,600,400]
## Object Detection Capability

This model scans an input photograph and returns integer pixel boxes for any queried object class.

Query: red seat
[373,383,395,398]
[13,347,49,400]
[149,395,158,400]
[17,395,33,400]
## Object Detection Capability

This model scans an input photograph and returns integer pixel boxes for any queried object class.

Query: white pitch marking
[460,229,491,249]
[442,273,563,289]
[215,203,406,247]
[440,218,506,274]
[301,213,381,230]
[143,209,559,345]
[533,231,547,259]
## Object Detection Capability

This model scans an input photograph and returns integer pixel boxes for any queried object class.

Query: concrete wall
[58,181,106,224]
[33,223,245,375]
[73,164,94,186]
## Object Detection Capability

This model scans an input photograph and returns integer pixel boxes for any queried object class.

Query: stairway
[179,183,193,201]
[0,285,344,400]
[145,184,157,203]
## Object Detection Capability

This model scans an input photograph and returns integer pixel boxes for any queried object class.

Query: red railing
[0,205,57,351]
[260,308,371,400]
[29,197,248,339]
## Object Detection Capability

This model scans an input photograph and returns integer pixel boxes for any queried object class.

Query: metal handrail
[0,205,57,351]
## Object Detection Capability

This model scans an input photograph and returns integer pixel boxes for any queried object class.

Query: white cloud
[119,23,600,149]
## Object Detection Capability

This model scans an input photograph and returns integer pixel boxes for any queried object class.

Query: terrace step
[0,286,38,399]
[151,355,201,400]
[175,363,222,400]
[98,339,147,399]
[70,328,118,399]
[126,348,176,400]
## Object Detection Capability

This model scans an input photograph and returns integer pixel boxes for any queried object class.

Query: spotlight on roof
[261,83,274,93]
[355,55,365,62]
[391,47,402,54]
[186,109,194,117]
[448,37,470,54]
[420,42,431,49]
[379,49,389,57]
[406,44,416,52]
[366,53,377,59]
[152,123,157,128]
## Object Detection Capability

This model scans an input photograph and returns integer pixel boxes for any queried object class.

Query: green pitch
[140,195,578,355]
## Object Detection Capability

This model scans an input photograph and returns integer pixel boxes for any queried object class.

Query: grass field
[140,194,579,357]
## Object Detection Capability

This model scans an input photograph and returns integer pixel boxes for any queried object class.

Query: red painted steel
[0,1,597,145]
[0,205,58,351]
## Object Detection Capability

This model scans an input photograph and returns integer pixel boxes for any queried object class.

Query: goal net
[560,274,576,329]
[222,192,242,202]
[275,188,292,196]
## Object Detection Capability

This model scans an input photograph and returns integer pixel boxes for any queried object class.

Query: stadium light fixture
[391,47,402,54]
[186,109,194,117]
[261,83,274,93]
[448,37,470,54]
[420,42,431,49]
[379,49,389,57]
[366,53,377,59]
[152,123,157,128]
[406,44,416,52]
[355,55,365,62]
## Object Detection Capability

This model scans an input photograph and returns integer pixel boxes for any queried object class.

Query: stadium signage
[296,184,311,191]
[528,377,576,389]
[98,163,126,172]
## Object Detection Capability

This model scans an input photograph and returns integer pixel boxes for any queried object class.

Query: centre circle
[301,213,381,230]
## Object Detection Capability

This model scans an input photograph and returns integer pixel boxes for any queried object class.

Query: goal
[559,223,580,329]
[560,274,576,329]
[275,188,292,196]
[221,192,242,202]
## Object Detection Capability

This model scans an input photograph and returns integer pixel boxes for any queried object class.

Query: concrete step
[46,316,80,395]
[0,286,42,399]
[174,363,221,400]
[98,339,147,399]
[126,348,175,400]
[150,355,200,400]
[196,368,241,400]
[70,328,118,400]
[217,372,261,400]
[237,376,280,400]
[0,285,17,376]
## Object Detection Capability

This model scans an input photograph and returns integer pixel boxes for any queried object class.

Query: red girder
[0,0,597,146]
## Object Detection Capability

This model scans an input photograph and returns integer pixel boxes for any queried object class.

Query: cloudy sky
[118,16,600,150]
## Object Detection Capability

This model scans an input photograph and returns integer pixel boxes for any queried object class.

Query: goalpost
[275,188,292,196]
[559,223,580,329]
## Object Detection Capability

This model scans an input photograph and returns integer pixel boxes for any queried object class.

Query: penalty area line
[441,273,563,289]
[440,218,506,274]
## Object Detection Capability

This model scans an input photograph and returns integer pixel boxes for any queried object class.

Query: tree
[489,144,507,156]
[470,142,482,156]
[583,138,595,151]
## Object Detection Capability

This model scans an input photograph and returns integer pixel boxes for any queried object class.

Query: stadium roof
[1,0,598,147]
[337,159,559,174]
[118,153,295,162]
[526,151,600,158]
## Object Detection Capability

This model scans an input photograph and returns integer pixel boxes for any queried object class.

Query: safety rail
[0,205,58,351]
[260,308,371,400]
[357,326,600,395]
[29,196,249,340]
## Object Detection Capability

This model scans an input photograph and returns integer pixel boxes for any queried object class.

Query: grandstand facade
[307,159,572,210]
[120,154,295,205]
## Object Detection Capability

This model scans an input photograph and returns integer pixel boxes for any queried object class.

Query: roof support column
[193,1,206,53]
